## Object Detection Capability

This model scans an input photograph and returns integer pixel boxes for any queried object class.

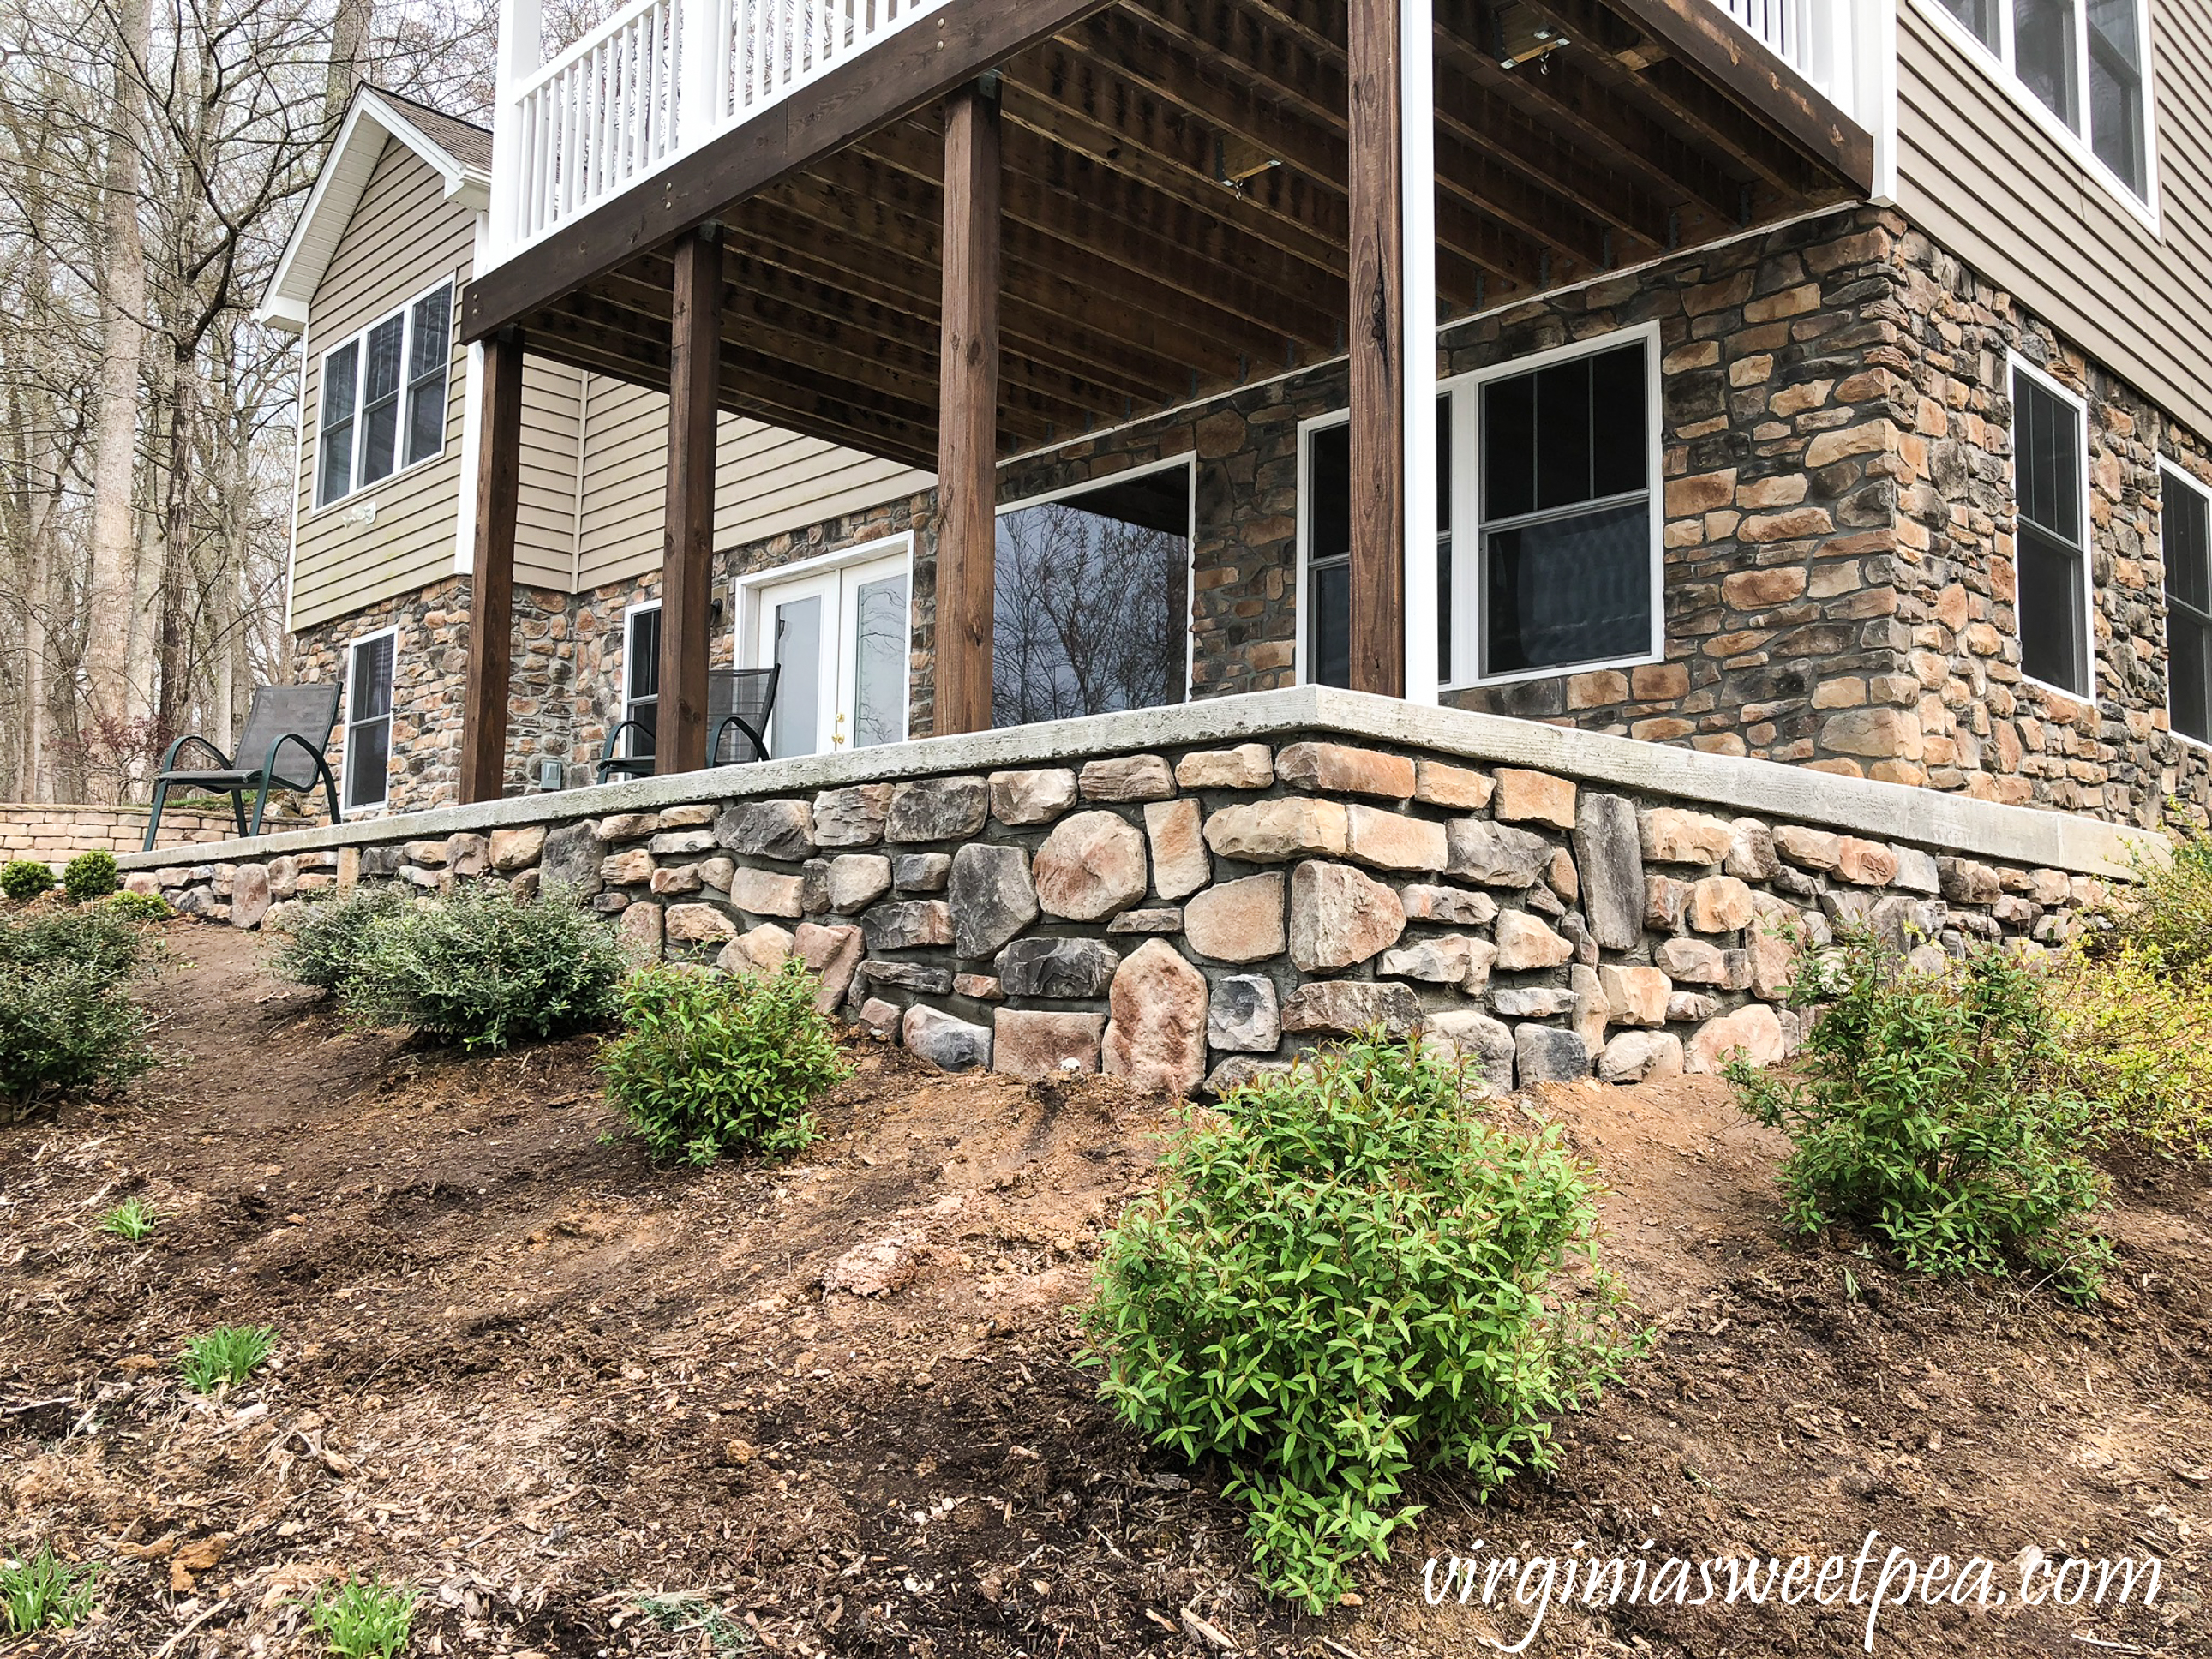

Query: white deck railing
[493,0,952,255]
[487,0,1876,264]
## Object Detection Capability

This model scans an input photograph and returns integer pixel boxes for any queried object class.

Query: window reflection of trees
[992,489,1187,728]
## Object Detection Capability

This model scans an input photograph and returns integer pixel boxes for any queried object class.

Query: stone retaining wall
[122,690,2154,1096]
[1,803,309,867]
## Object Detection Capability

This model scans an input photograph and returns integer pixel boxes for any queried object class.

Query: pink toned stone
[992,1009,1106,1082]
[1101,940,1208,1096]
[1288,861,1406,972]
[1144,799,1211,900]
[1183,872,1286,963]
[1032,811,1149,919]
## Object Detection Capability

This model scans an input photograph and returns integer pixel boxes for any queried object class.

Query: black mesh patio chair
[143,682,344,851]
[596,665,780,782]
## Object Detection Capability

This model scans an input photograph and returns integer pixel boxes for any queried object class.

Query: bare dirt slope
[1,926,2207,1658]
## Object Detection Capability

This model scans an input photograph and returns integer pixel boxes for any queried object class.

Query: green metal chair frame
[596,665,780,783]
[143,682,345,851]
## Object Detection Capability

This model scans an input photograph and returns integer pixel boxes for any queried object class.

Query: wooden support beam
[1345,0,1403,699]
[935,82,1002,737]
[659,226,722,775]
[459,330,524,803]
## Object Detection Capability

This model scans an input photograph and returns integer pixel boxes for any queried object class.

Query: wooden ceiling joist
[469,0,1873,470]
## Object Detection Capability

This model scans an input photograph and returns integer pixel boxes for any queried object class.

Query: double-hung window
[2165,467,2212,746]
[345,631,396,811]
[623,602,662,759]
[1302,332,1658,690]
[1923,0,2152,202]
[315,282,453,507]
[2012,362,2094,698]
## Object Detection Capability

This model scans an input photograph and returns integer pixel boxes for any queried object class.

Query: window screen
[1479,339,1652,677]
[345,633,395,810]
[317,341,359,506]
[1937,0,2000,46]
[1303,401,1451,687]
[992,467,1190,727]
[2087,0,2147,195]
[2167,475,2212,745]
[2014,369,2090,695]
[405,286,453,467]
[626,606,662,758]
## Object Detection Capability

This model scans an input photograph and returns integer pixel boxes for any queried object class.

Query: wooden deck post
[659,224,722,774]
[1346,0,1406,699]
[459,328,524,804]
[933,80,1002,736]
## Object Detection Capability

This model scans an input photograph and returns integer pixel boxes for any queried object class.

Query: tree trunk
[81,0,157,800]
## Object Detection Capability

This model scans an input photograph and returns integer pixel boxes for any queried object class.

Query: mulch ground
[1,924,2206,1658]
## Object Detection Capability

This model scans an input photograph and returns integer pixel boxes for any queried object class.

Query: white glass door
[746,548,910,758]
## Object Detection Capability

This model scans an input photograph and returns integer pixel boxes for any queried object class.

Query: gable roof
[256,85,493,332]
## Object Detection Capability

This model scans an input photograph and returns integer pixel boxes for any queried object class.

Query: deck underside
[465,0,1873,471]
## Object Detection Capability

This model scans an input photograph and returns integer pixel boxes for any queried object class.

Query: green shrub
[273,885,411,994]
[2042,943,2212,1159]
[2094,822,2212,975]
[105,889,171,924]
[1730,931,2110,1299]
[339,883,625,1052]
[1083,1032,1638,1611]
[0,906,144,983]
[1,1545,100,1636]
[180,1324,276,1392]
[0,961,153,1108]
[62,850,119,904]
[602,961,848,1165]
[0,859,52,903]
[306,1575,417,1659]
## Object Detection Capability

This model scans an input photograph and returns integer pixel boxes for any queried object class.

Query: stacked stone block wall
[1,804,301,867]
[135,722,2125,1098]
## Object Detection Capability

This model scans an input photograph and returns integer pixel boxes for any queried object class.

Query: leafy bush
[2093,822,2212,976]
[602,961,848,1165]
[1083,1032,1637,1611]
[180,1324,276,1392]
[1,1545,100,1636]
[105,889,171,924]
[0,906,144,983]
[2042,944,2212,1159]
[338,883,625,1052]
[0,961,153,1108]
[273,885,411,994]
[306,1576,417,1659]
[62,849,119,904]
[1731,931,2110,1299]
[0,859,52,903]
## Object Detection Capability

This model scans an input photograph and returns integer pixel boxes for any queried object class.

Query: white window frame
[1296,321,1665,692]
[621,599,662,760]
[342,626,397,812]
[312,277,457,512]
[1910,0,2160,228]
[2009,352,2098,704]
[2161,461,2212,752]
[991,456,1199,706]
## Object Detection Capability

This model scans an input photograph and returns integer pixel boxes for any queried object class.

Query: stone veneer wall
[285,209,2212,830]
[123,691,2150,1099]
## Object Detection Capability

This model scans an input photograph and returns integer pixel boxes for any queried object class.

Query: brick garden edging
[117,687,2159,1094]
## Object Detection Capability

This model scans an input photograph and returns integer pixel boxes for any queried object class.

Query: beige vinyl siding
[1895,0,2212,438]
[573,374,930,592]
[292,137,581,629]
[291,139,473,632]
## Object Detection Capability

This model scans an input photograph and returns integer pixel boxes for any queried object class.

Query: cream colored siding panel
[291,137,473,632]
[1894,0,2212,437]
[514,359,582,590]
[572,374,931,593]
